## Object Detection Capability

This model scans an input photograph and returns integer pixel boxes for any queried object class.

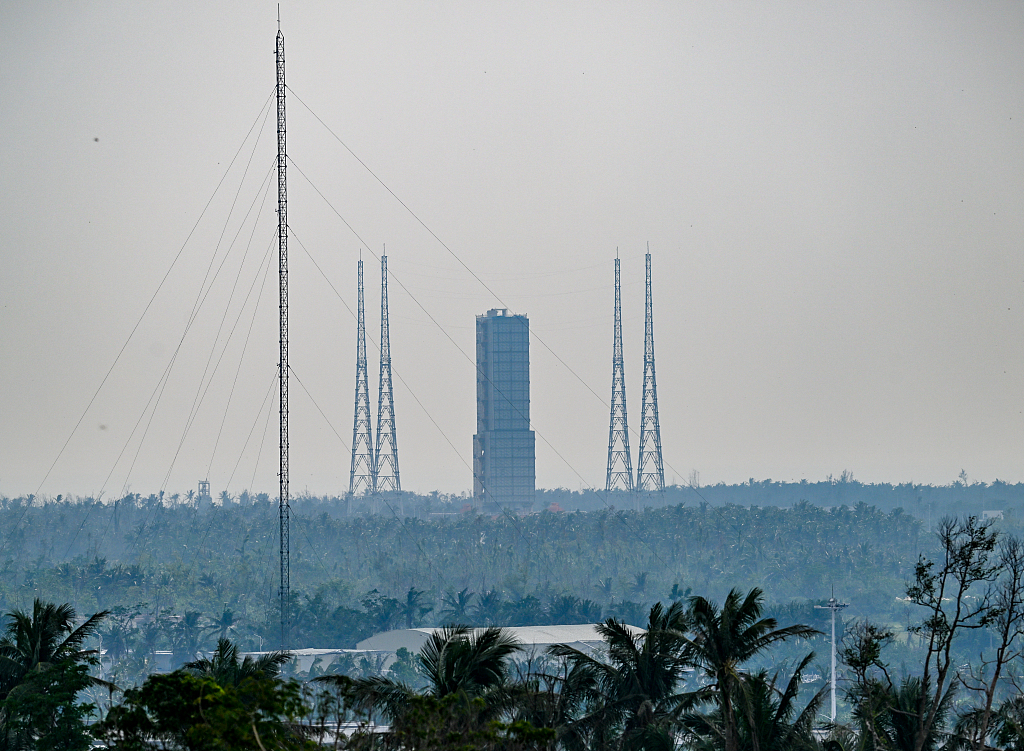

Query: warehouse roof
[356,624,644,653]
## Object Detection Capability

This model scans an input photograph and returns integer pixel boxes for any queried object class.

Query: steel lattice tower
[349,258,374,494]
[374,254,401,492]
[606,255,633,491]
[636,249,665,492]
[275,28,290,649]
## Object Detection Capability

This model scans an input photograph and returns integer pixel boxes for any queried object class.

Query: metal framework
[275,28,290,650]
[636,249,665,492]
[374,254,400,492]
[349,258,374,494]
[606,255,633,491]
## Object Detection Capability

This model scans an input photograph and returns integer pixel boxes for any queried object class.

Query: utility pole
[349,256,374,495]
[606,253,633,492]
[275,25,290,650]
[636,246,664,493]
[815,593,848,722]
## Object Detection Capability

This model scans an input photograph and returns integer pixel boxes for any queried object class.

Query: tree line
[3,515,1024,749]
[0,498,935,667]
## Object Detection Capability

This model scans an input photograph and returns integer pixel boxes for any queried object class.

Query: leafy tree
[954,534,1024,751]
[0,661,95,751]
[475,591,506,627]
[92,670,315,750]
[387,647,422,686]
[355,694,555,751]
[668,584,691,602]
[361,591,402,634]
[168,611,206,665]
[986,695,1024,751]
[506,597,545,627]
[843,517,1002,751]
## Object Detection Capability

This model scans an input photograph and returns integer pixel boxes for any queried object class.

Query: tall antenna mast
[606,253,633,491]
[375,252,401,493]
[636,246,664,492]
[350,256,374,495]
[275,27,290,650]
[815,592,849,722]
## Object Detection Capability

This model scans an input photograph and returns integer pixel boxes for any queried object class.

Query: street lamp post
[815,594,849,722]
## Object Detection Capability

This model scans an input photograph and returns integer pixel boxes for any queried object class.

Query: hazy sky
[1,1,1022,498]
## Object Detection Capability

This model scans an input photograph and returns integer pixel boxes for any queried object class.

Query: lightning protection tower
[275,26,291,650]
[375,253,401,493]
[349,257,374,495]
[636,248,665,492]
[606,254,633,491]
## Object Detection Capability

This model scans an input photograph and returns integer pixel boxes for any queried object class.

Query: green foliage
[92,671,315,750]
[182,637,289,687]
[989,696,1024,750]
[680,653,825,751]
[328,625,523,724]
[0,599,109,751]
[358,694,555,751]
[681,588,820,751]
[0,660,95,751]
[388,647,422,686]
[546,601,692,751]
[0,497,927,661]
[840,517,1024,751]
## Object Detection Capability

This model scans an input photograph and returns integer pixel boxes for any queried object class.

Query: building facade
[473,309,536,513]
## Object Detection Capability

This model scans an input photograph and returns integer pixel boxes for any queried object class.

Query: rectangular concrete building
[473,309,535,513]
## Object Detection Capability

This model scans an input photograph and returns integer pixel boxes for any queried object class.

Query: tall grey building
[473,309,536,513]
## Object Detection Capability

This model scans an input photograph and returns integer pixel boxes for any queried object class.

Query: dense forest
[7,522,1024,751]
[544,472,1024,517]
[3,480,1024,747]
[4,478,1022,680]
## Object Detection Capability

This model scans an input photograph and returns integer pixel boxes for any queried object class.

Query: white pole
[815,594,848,723]
[830,600,837,721]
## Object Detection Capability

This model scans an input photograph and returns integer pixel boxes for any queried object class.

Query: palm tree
[204,608,238,642]
[418,625,521,699]
[169,611,205,664]
[182,638,290,687]
[439,588,476,623]
[680,653,825,751]
[990,695,1024,751]
[401,587,433,629]
[547,595,584,625]
[850,675,954,751]
[0,599,110,698]
[320,625,522,723]
[681,588,819,751]
[0,599,111,748]
[547,601,690,751]
[474,590,505,626]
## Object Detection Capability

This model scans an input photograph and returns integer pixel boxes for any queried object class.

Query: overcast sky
[1,1,1022,499]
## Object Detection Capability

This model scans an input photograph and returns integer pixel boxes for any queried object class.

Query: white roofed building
[356,624,644,655]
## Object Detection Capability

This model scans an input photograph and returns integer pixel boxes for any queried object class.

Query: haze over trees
[0,488,938,664]
[9,524,1024,751]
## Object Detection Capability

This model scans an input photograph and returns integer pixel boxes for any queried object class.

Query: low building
[356,623,644,656]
